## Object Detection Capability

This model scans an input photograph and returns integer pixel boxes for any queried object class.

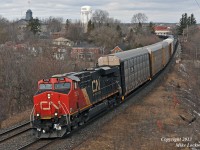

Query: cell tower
[81,6,92,32]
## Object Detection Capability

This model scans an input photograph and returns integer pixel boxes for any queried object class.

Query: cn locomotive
[31,36,177,138]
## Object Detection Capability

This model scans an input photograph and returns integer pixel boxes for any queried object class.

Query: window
[39,84,52,90]
[55,82,71,90]
[74,82,78,89]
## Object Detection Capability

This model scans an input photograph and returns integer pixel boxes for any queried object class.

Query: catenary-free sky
[0,0,200,23]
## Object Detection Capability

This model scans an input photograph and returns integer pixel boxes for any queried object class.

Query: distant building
[51,32,65,39]
[80,6,92,32]
[16,9,34,41]
[25,9,33,21]
[154,26,171,36]
[53,48,68,60]
[53,37,74,46]
[111,46,123,54]
[71,47,100,61]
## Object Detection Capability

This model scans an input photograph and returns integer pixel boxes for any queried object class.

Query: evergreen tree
[190,14,196,25]
[65,19,70,31]
[178,13,197,35]
[148,22,155,34]
[127,28,134,44]
[27,18,41,35]
[116,24,122,37]
[187,16,191,25]
[87,20,94,34]
[136,22,142,34]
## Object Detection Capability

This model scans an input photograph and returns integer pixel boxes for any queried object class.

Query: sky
[0,0,200,23]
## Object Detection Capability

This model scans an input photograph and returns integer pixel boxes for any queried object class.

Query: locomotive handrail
[58,101,71,125]
[93,82,119,101]
[30,104,36,124]
[93,82,118,94]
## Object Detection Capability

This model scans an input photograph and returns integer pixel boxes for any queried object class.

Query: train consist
[31,36,178,138]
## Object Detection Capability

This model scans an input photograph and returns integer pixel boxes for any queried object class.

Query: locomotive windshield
[54,82,71,94]
[39,83,52,90]
[36,82,71,95]
[55,83,71,90]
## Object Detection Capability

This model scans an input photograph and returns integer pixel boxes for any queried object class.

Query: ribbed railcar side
[164,38,174,56]
[162,41,170,66]
[146,42,163,76]
[98,48,151,96]
[98,36,176,97]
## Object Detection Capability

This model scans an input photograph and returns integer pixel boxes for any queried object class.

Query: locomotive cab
[32,76,82,138]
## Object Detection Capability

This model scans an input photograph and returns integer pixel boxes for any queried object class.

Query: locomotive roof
[145,41,163,51]
[51,66,115,82]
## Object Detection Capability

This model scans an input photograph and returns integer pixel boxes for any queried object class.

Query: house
[71,47,100,61]
[53,47,67,60]
[154,26,171,36]
[111,46,123,54]
[53,37,74,46]
[51,32,65,39]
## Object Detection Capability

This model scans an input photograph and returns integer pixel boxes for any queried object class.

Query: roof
[154,26,170,31]
[53,37,72,42]
[145,41,163,52]
[27,9,32,12]
[110,47,148,61]
[111,46,123,53]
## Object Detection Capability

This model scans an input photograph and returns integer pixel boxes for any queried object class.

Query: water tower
[81,6,92,32]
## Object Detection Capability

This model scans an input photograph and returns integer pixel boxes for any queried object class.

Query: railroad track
[16,139,56,150]
[0,121,31,143]
[0,121,30,136]
[17,109,110,150]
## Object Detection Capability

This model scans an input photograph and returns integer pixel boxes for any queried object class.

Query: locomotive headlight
[36,113,40,117]
[55,112,58,116]
[47,93,51,99]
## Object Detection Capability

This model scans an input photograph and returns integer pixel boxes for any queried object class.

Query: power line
[194,0,200,9]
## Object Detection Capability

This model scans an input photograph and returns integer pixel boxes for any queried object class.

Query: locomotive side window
[74,82,78,89]
[55,83,71,90]
[39,84,52,90]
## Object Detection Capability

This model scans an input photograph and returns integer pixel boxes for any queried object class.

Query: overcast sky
[0,0,200,23]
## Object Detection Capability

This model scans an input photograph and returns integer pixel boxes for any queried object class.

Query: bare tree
[0,39,74,121]
[90,26,120,54]
[131,13,148,24]
[92,9,109,27]
[66,21,84,44]
[0,16,10,43]
[131,13,148,34]
[45,17,63,33]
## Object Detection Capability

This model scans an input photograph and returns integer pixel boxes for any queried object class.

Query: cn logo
[40,101,59,110]
[92,79,100,93]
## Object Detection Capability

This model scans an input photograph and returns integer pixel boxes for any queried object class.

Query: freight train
[31,36,178,138]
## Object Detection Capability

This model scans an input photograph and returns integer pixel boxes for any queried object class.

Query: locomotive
[31,36,177,138]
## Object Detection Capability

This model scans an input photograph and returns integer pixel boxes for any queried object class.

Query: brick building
[71,47,101,61]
